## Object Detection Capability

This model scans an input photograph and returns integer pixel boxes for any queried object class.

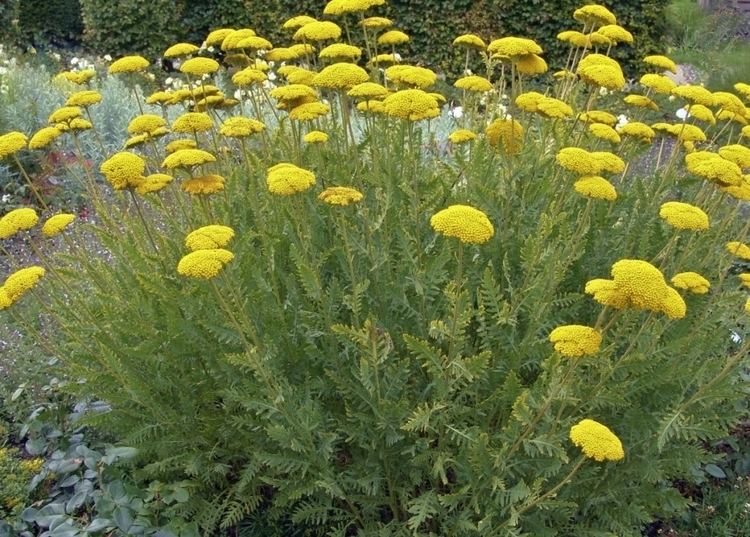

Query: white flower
[731,330,742,344]
[267,71,277,81]
[207,46,215,53]
[599,86,610,97]
[616,114,629,128]
[1,194,11,203]
[233,89,243,100]
[165,77,173,86]
[393,53,402,62]
[668,95,676,101]
[51,52,61,62]
[676,107,688,120]
[104,54,112,62]
[449,106,463,119]
[71,57,79,65]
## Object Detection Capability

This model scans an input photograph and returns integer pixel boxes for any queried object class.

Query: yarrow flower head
[127,114,167,135]
[549,325,602,357]
[318,186,364,206]
[137,174,173,195]
[323,0,385,15]
[430,205,494,245]
[177,249,234,279]
[182,174,225,195]
[162,149,216,170]
[0,132,28,159]
[576,54,625,90]
[643,54,677,73]
[28,127,63,149]
[726,241,750,260]
[659,201,709,231]
[294,21,342,41]
[304,130,329,144]
[266,163,316,196]
[570,418,624,462]
[671,272,710,294]
[312,63,369,90]
[383,89,439,121]
[487,36,542,58]
[2,266,45,307]
[386,65,437,89]
[377,30,410,46]
[486,119,524,155]
[556,147,625,175]
[448,129,477,144]
[100,152,146,190]
[685,151,742,186]
[180,57,220,76]
[220,117,265,138]
[42,213,75,237]
[573,176,617,201]
[0,208,38,239]
[65,90,102,107]
[185,225,235,251]
[164,42,199,58]
[109,55,150,74]
[585,259,686,319]
[454,75,493,92]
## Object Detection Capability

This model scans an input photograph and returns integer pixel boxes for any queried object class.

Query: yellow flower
[109,55,149,74]
[237,36,273,50]
[430,205,494,245]
[726,241,750,260]
[0,287,11,309]
[304,130,329,144]
[265,47,297,62]
[136,173,173,195]
[377,30,410,46]
[721,176,750,201]
[666,123,705,142]
[515,91,545,113]
[3,266,45,302]
[289,101,330,121]
[639,73,676,95]
[573,176,617,201]
[718,144,750,169]
[448,129,477,144]
[177,249,234,279]
[323,0,385,15]
[28,127,63,149]
[319,43,362,61]
[100,152,146,190]
[19,458,44,474]
[162,149,216,170]
[347,82,389,100]
[713,91,746,116]
[286,68,318,85]
[282,16,316,30]
[180,57,220,76]
[267,163,316,195]
[383,89,439,121]
[717,110,748,126]
[671,85,714,107]
[65,90,102,107]
[270,84,318,103]
[312,62,369,90]
[182,174,225,195]
[185,225,235,251]
[219,117,265,138]
[385,65,437,89]
[486,119,524,155]
[587,123,620,143]
[624,94,658,111]
[597,24,633,45]
[578,110,617,126]
[42,213,75,237]
[570,419,624,462]
[172,112,213,134]
[56,69,96,85]
[289,44,316,58]
[685,151,742,186]
[671,272,710,294]
[0,208,38,239]
[48,106,81,125]
[487,36,542,58]
[164,42,199,58]
[576,53,625,90]
[739,273,750,288]
[536,97,572,118]
[643,54,677,73]
[617,122,655,143]
[453,33,486,49]
[166,139,197,153]
[221,29,256,51]
[585,259,686,319]
[515,54,548,75]
[357,100,386,114]
[454,75,492,92]
[659,201,709,231]
[686,104,716,125]
[359,16,392,29]
[368,53,400,67]
[573,4,617,27]
[556,147,624,175]
[293,21,342,41]
[318,186,364,206]
[232,68,267,87]
[128,114,167,135]
[549,325,602,357]
[553,69,577,80]
[0,132,29,159]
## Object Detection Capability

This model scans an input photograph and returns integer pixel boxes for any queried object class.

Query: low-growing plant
[2,2,750,536]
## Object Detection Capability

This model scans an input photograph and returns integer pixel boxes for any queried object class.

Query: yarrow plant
[2,2,750,535]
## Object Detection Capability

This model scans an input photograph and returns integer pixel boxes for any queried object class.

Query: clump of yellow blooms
[718,144,750,169]
[173,112,213,133]
[220,117,265,138]
[377,30,410,46]
[137,174,174,195]
[183,175,225,195]
[671,272,710,295]
[185,225,236,251]
[659,202,709,231]
[454,75,493,93]
[383,89,439,121]
[576,54,625,90]
[385,65,437,89]
[319,43,362,61]
[452,33,486,49]
[685,151,742,186]
[589,123,621,143]
[643,54,677,73]
[128,114,167,135]
[639,73,676,94]
[162,149,216,170]
[42,213,76,237]
[267,163,316,196]
[304,131,329,144]
[548,325,602,357]
[574,176,617,201]
[180,57,220,76]
[318,186,364,206]
[312,63,369,90]
[579,110,617,126]
[486,119,524,155]
[0,208,38,239]
[430,205,494,245]
[671,85,714,107]
[585,259,686,319]
[108,55,150,74]
[1,266,46,310]
[324,0,385,16]
[177,249,235,279]
[448,129,477,144]
[100,152,146,190]
[726,241,750,260]
[294,21,342,41]
[0,132,29,159]
[65,90,102,107]
[570,419,624,462]
[28,127,63,149]
[556,147,625,175]
[617,122,655,143]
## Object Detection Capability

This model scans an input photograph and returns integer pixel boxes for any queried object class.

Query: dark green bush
[77,0,669,76]
[17,0,83,47]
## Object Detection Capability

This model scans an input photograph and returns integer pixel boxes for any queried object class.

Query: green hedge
[17,0,83,47]
[78,0,669,76]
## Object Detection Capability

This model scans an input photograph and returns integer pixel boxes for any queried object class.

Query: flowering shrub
[2,2,750,535]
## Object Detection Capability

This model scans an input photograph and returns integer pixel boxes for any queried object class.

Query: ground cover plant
[2,1,750,535]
